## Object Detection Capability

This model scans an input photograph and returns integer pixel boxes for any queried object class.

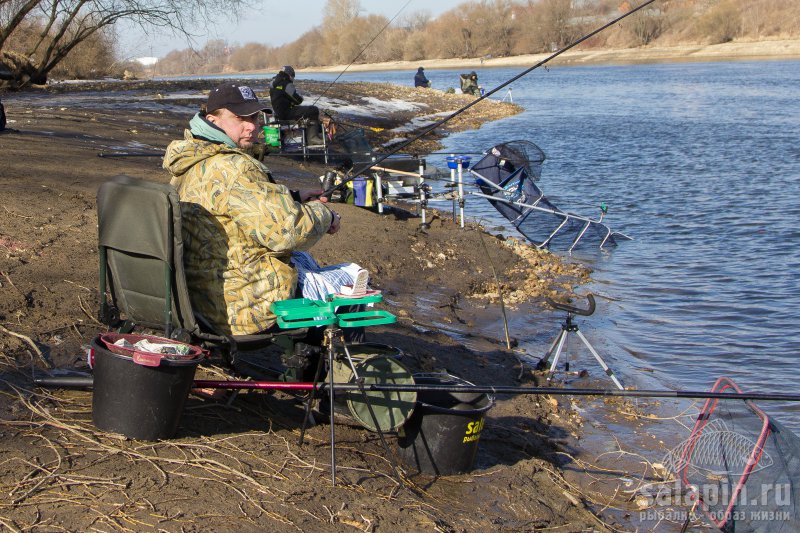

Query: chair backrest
[97,175,198,337]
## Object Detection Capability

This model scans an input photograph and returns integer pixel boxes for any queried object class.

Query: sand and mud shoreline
[0,73,719,530]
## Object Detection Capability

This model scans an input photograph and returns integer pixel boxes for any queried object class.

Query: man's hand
[298,189,328,203]
[327,210,341,235]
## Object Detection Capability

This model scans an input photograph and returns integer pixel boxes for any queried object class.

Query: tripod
[297,324,404,486]
[539,294,624,390]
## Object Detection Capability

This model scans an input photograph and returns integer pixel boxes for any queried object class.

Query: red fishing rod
[32,375,800,402]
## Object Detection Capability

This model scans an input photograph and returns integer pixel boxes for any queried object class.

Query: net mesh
[668,378,800,532]
[470,141,629,251]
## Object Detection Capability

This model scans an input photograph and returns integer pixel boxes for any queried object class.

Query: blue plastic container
[446,156,471,170]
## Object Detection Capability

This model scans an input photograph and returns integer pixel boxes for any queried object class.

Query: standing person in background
[414,67,430,88]
[459,71,480,96]
[269,65,320,121]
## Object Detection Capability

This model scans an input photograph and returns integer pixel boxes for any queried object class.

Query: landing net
[468,141,630,251]
[666,377,800,532]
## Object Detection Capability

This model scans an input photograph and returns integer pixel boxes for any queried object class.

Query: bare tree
[461,27,473,57]
[695,0,741,44]
[402,30,427,61]
[537,0,576,51]
[0,0,248,87]
[397,9,430,32]
[466,0,517,57]
[370,26,407,62]
[228,41,269,72]
[295,29,324,67]
[198,38,229,74]
[322,0,360,32]
[625,8,665,46]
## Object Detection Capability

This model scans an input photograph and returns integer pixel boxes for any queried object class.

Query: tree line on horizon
[1,0,798,86]
[151,0,799,76]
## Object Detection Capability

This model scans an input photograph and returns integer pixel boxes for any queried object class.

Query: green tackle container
[263,126,281,147]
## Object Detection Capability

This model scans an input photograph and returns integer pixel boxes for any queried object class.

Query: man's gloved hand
[297,189,327,203]
[281,342,320,370]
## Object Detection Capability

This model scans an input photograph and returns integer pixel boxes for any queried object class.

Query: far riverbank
[302,38,800,74]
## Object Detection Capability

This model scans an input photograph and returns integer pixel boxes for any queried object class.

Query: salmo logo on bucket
[463,417,484,443]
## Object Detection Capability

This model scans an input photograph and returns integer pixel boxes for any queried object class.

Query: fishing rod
[411,151,487,157]
[32,375,800,402]
[320,0,658,198]
[98,150,164,158]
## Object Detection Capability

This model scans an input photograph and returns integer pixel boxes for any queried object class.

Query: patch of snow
[388,111,451,133]
[381,137,408,148]
[311,94,426,118]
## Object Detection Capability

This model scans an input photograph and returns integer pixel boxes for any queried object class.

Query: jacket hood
[189,112,237,148]
[272,70,292,86]
[163,127,245,186]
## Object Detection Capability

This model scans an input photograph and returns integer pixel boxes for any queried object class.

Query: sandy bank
[305,38,800,73]
[2,81,639,531]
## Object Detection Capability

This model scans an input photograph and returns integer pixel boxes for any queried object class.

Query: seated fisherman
[270,65,320,121]
[414,67,430,88]
[162,82,365,341]
[460,71,480,96]
[270,65,324,144]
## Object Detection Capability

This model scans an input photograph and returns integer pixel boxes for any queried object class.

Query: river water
[309,61,800,432]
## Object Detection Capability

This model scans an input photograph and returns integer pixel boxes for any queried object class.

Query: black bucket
[396,374,493,476]
[91,333,205,441]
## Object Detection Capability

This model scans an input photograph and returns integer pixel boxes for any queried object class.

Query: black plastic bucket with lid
[396,374,493,476]
[91,333,205,441]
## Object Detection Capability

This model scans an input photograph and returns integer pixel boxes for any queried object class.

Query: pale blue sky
[120,0,467,59]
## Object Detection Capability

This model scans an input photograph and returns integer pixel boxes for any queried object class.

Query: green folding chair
[96,175,305,367]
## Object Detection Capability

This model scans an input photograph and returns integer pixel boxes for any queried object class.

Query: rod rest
[546,293,596,316]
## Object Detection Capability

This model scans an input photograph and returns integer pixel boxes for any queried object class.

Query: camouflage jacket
[163,129,333,335]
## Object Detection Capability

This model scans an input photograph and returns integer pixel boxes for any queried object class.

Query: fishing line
[308,0,413,109]
[475,220,513,351]
[321,0,658,197]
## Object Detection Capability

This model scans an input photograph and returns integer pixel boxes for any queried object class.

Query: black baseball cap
[207,83,272,116]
